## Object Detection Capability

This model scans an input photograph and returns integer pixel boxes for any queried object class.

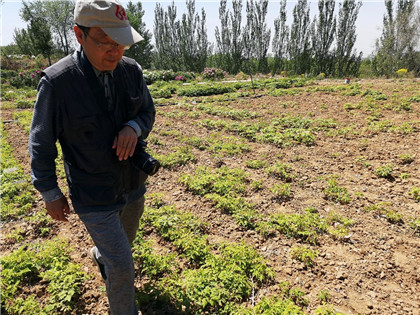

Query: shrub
[201,67,228,80]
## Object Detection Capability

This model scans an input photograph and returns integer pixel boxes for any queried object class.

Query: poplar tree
[125,1,153,69]
[272,0,289,75]
[289,0,311,75]
[311,0,336,76]
[373,0,419,76]
[215,0,244,74]
[153,2,181,70]
[244,0,271,73]
[335,0,362,77]
[179,0,211,72]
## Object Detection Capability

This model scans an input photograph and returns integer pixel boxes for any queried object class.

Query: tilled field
[1,78,419,315]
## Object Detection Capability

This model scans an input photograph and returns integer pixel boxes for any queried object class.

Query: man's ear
[74,25,85,46]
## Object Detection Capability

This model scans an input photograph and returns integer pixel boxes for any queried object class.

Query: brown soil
[1,78,419,315]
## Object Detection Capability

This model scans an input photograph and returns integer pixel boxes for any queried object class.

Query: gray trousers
[78,196,145,315]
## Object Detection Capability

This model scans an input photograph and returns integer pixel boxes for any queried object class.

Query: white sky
[1,0,386,57]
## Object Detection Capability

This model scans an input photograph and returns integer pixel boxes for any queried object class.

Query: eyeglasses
[85,33,130,51]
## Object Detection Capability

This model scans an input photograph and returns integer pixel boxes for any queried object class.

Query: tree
[272,0,289,75]
[373,0,420,76]
[20,0,75,56]
[244,0,271,74]
[28,17,54,64]
[13,28,34,56]
[335,0,362,77]
[311,0,336,76]
[289,0,311,75]
[214,0,244,74]
[153,2,181,70]
[125,1,153,69]
[179,0,211,72]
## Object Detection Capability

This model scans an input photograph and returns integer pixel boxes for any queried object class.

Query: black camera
[131,140,161,176]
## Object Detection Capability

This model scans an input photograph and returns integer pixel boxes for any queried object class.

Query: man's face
[75,26,125,72]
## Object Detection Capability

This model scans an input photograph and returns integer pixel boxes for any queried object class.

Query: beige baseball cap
[74,0,143,47]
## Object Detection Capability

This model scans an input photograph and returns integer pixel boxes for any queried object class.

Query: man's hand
[45,196,71,222]
[113,126,137,161]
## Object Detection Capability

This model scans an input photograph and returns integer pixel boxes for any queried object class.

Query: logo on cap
[115,5,127,21]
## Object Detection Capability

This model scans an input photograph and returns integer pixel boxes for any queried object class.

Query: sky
[1,0,386,57]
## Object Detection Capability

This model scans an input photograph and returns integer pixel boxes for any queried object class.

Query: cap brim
[102,25,143,47]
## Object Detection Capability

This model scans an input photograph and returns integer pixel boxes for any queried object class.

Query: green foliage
[265,162,293,182]
[323,178,351,204]
[196,103,260,120]
[143,205,210,264]
[133,239,179,279]
[315,304,345,315]
[374,163,394,179]
[408,187,420,202]
[1,239,86,314]
[1,123,36,221]
[0,68,42,89]
[270,183,292,200]
[13,110,33,133]
[155,146,196,169]
[246,159,268,169]
[266,211,328,245]
[365,202,404,224]
[290,246,318,267]
[162,242,274,314]
[399,154,414,164]
[409,218,420,234]
[178,83,236,97]
[318,289,331,303]
[180,166,248,196]
[208,136,250,157]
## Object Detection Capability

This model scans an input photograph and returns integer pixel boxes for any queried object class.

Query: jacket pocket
[68,168,119,206]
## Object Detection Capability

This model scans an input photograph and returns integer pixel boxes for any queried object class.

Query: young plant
[374,163,394,179]
[290,246,318,267]
[408,187,420,202]
[399,154,414,164]
[270,183,292,201]
[265,163,293,182]
[323,178,351,205]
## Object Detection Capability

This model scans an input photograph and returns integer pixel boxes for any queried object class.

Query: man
[29,1,155,314]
